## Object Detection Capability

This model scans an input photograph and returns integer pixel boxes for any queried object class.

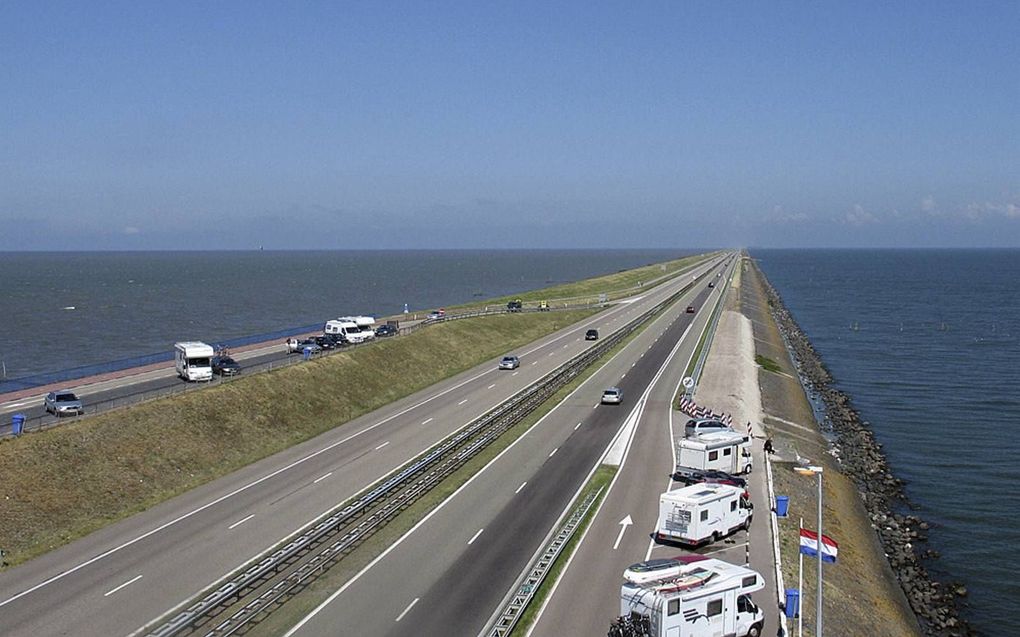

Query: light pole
[795,465,824,636]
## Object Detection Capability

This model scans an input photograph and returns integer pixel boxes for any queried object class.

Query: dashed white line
[421,417,434,425]
[575,422,582,430]
[375,441,390,450]
[562,344,569,349]
[395,597,419,622]
[515,481,528,494]
[621,373,627,378]
[468,528,484,545]
[457,399,468,405]
[512,371,519,376]
[531,361,538,366]
[548,352,555,357]
[549,447,559,457]
[313,472,333,484]
[487,383,496,389]
[228,514,255,530]
[104,575,142,597]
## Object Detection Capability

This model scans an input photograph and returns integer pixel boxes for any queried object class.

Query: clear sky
[2,2,1017,249]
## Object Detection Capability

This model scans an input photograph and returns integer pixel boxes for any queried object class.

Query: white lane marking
[631,363,635,367]
[487,383,496,389]
[375,441,390,451]
[512,371,519,376]
[531,361,538,365]
[575,422,582,430]
[621,373,627,378]
[395,597,419,622]
[228,514,255,530]
[468,528,484,545]
[562,344,569,349]
[421,417,434,425]
[313,472,333,484]
[547,352,555,357]
[104,575,143,597]
[549,447,558,457]
[701,542,748,556]
[457,399,468,406]
[515,481,527,494]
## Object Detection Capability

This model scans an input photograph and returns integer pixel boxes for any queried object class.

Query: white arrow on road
[613,515,634,550]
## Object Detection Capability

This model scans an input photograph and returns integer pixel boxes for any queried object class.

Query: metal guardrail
[145,262,719,637]
[487,486,604,637]
[689,263,734,390]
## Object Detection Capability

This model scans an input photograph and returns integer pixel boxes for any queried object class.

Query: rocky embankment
[756,275,973,636]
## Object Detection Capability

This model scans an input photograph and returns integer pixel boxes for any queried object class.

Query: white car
[499,355,520,370]
[601,387,623,404]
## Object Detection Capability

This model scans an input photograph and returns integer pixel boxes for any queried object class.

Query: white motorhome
[676,430,752,475]
[614,557,765,637]
[655,483,752,547]
[174,341,214,382]
[325,316,376,343]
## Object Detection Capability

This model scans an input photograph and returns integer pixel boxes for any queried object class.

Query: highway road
[281,259,738,637]
[0,254,731,637]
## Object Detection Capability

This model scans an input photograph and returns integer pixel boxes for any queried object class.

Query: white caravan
[676,430,752,475]
[655,483,752,547]
[614,557,765,637]
[325,316,376,343]
[174,342,214,382]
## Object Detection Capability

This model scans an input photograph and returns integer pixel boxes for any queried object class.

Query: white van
[325,316,376,343]
[615,557,765,637]
[655,483,752,547]
[174,342,214,382]
[676,430,752,475]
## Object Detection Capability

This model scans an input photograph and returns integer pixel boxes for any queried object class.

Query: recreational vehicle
[324,316,375,344]
[655,483,752,547]
[174,342,214,382]
[613,557,765,637]
[675,430,752,476]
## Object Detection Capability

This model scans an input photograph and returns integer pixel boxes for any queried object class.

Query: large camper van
[614,557,765,637]
[174,342,214,382]
[655,483,752,547]
[324,316,376,344]
[675,430,752,476]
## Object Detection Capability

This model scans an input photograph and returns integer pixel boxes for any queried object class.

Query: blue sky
[1,2,1018,249]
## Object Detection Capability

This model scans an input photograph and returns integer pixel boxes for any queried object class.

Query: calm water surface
[757,249,1020,636]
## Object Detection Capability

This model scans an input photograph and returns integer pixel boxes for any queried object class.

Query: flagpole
[816,470,823,637]
[798,517,804,637]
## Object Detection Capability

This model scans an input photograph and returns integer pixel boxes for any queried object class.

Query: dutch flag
[799,528,838,563]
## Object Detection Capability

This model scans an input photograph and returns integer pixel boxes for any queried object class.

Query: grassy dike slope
[0,309,595,567]
[740,256,919,636]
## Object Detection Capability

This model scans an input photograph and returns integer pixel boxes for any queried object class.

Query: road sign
[682,376,694,389]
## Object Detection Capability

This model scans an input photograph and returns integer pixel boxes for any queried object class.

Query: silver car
[601,387,623,404]
[499,355,520,370]
[45,390,84,416]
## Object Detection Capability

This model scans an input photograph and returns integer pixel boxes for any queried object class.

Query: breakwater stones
[755,269,973,637]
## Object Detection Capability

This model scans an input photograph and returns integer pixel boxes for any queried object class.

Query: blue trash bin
[785,588,800,618]
[775,495,790,517]
[11,413,26,436]
[302,346,312,361]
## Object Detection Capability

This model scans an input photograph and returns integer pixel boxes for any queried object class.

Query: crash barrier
[146,262,722,637]
[676,397,734,425]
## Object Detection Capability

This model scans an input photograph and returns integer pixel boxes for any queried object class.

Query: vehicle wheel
[746,621,763,637]
[744,464,753,475]
[712,531,721,544]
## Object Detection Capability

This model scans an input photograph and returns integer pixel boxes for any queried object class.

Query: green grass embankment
[0,310,595,568]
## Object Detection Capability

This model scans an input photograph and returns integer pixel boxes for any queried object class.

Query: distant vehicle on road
[601,387,623,404]
[538,300,550,311]
[499,355,520,370]
[312,335,337,351]
[507,299,523,312]
[211,356,241,376]
[292,339,322,355]
[375,324,398,337]
[686,305,696,313]
[426,308,446,321]
[585,328,599,340]
[175,341,214,382]
[708,282,715,288]
[45,390,84,416]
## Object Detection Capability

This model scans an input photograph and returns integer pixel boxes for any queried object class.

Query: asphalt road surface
[0,255,731,637]
[282,260,737,637]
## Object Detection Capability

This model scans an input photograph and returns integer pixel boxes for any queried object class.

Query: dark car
[708,282,715,288]
[585,329,599,341]
[212,356,242,376]
[375,324,398,337]
[312,335,337,351]
[507,299,523,312]
[686,305,696,313]
[672,468,748,490]
[296,339,322,354]
[44,390,84,416]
